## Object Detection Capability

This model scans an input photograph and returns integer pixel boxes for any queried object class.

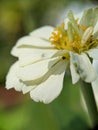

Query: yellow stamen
[50,22,98,56]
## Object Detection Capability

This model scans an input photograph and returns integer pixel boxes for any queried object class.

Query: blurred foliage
[0,76,89,130]
[0,0,95,130]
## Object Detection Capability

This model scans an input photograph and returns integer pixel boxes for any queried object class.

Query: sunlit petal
[87,49,98,60]
[70,59,80,84]
[18,49,59,67]
[92,60,98,105]
[6,62,23,91]
[18,57,60,81]
[30,60,67,103]
[80,8,98,27]
[70,53,96,82]
[11,36,55,57]
[30,26,54,40]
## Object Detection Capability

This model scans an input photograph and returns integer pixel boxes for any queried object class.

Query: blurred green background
[0,0,96,130]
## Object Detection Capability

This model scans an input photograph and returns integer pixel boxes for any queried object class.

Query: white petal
[12,36,54,49]
[70,53,96,82]
[6,62,23,91]
[79,8,98,27]
[11,47,30,57]
[92,77,98,106]
[30,26,54,40]
[11,47,57,59]
[70,59,80,84]
[11,26,55,57]
[30,60,67,104]
[18,49,59,67]
[93,21,98,34]
[87,49,98,60]
[11,36,54,57]
[21,77,44,94]
[93,60,98,74]
[18,57,60,81]
[22,85,35,94]
[92,77,98,105]
[92,60,98,105]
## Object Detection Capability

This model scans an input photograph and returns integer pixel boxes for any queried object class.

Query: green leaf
[63,116,88,130]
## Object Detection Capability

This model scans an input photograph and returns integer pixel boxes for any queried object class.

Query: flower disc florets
[50,10,98,55]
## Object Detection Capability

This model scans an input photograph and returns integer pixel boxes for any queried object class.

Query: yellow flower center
[50,23,98,54]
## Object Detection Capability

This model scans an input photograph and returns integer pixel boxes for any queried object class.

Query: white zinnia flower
[6,8,98,104]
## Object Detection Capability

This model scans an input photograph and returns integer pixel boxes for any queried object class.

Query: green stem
[80,81,98,128]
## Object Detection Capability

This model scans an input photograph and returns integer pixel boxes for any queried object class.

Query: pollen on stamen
[50,19,97,54]
[49,23,67,49]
